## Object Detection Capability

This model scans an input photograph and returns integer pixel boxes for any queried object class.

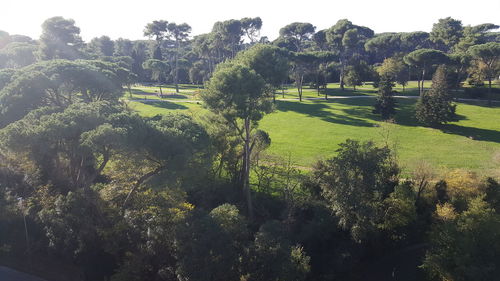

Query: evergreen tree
[373,75,397,119]
[415,65,456,126]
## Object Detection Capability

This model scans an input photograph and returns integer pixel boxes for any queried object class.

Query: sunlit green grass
[126,82,500,175]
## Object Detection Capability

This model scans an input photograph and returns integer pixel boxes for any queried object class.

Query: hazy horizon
[1,0,499,41]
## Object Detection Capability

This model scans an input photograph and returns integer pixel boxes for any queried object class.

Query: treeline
[0,16,499,281]
[1,16,499,93]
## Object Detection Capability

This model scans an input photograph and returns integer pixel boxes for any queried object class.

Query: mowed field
[125,82,500,175]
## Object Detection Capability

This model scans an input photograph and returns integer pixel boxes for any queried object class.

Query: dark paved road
[0,266,47,281]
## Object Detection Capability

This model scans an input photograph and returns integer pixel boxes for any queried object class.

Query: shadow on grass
[138,83,203,90]
[131,89,190,99]
[440,124,500,143]
[391,100,499,143]
[324,88,375,96]
[137,100,188,110]
[276,100,374,127]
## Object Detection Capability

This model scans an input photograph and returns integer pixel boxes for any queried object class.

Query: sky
[1,0,499,42]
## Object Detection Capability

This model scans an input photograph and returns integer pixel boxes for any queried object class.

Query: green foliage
[278,22,316,52]
[344,60,372,89]
[373,76,397,119]
[0,42,38,68]
[235,44,289,89]
[39,17,83,60]
[404,48,449,69]
[423,197,500,281]
[88,35,115,57]
[379,182,417,241]
[377,55,409,88]
[142,59,169,83]
[175,204,247,281]
[0,59,126,126]
[430,17,464,52]
[310,139,399,242]
[247,221,310,281]
[415,65,456,126]
[203,62,271,122]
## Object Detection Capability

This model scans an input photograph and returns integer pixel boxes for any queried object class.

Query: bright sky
[1,0,499,41]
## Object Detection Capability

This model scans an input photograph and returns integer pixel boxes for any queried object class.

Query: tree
[430,17,464,52]
[344,60,372,90]
[400,31,432,52]
[88,35,115,57]
[39,20,80,58]
[0,102,124,190]
[166,22,191,93]
[176,204,247,281]
[0,30,10,49]
[39,17,83,60]
[423,197,500,281]
[290,52,317,101]
[278,22,316,52]
[404,48,448,96]
[211,19,244,59]
[310,139,399,242]
[373,75,397,119]
[143,20,168,60]
[131,41,148,81]
[377,55,409,91]
[247,221,310,281]
[203,63,272,219]
[415,65,456,126]
[114,38,134,57]
[0,42,37,68]
[468,42,500,106]
[455,23,499,53]
[0,60,126,126]
[326,19,374,90]
[142,59,169,95]
[241,17,263,44]
[236,44,289,101]
[365,33,403,62]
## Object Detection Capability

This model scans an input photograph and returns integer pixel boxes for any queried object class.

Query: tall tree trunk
[340,64,345,91]
[488,78,492,106]
[296,74,303,102]
[316,72,320,96]
[123,165,166,210]
[420,67,426,97]
[243,118,254,220]
[175,40,180,93]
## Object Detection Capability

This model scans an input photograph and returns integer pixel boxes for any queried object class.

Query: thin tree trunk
[123,165,166,210]
[175,40,180,93]
[340,66,345,91]
[420,67,426,97]
[243,118,254,220]
[488,78,492,106]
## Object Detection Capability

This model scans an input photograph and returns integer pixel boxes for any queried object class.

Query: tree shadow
[276,100,374,127]
[389,100,499,143]
[131,89,190,99]
[440,124,500,143]
[137,100,188,110]
[324,87,375,97]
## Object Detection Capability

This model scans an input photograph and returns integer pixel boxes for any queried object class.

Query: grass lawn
[126,82,500,175]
